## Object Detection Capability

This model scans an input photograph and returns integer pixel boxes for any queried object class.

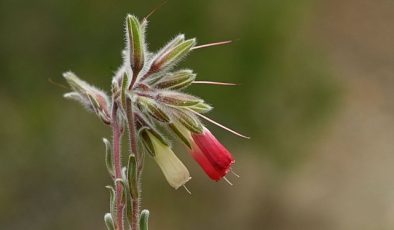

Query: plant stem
[126,98,141,230]
[112,103,124,230]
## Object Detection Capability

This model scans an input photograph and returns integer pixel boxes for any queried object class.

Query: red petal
[192,128,234,178]
[190,143,225,181]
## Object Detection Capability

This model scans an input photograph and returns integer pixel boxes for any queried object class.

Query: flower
[171,124,235,181]
[190,128,235,181]
[147,131,191,189]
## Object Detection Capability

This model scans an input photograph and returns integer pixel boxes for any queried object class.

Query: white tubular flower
[147,132,191,189]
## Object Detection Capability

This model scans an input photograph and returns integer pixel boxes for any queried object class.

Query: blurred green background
[1,0,394,229]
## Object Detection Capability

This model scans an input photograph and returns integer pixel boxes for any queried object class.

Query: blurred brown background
[0,0,393,229]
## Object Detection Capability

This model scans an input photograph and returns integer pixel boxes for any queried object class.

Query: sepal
[104,213,115,230]
[173,110,203,133]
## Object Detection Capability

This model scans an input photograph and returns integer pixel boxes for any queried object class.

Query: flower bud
[154,69,196,90]
[157,91,202,107]
[188,101,213,113]
[146,131,191,189]
[136,96,171,123]
[63,72,111,124]
[149,38,196,73]
[126,15,145,75]
[155,34,185,59]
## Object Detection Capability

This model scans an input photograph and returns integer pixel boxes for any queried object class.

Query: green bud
[114,178,131,230]
[151,38,196,72]
[63,72,111,124]
[137,97,171,123]
[158,91,202,107]
[173,110,203,133]
[155,34,185,59]
[154,69,196,90]
[104,213,115,230]
[188,101,213,113]
[126,15,145,74]
[102,138,114,177]
[140,209,150,230]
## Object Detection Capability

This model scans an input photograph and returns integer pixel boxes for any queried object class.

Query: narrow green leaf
[105,186,116,223]
[127,155,138,200]
[103,138,115,177]
[140,209,150,230]
[104,213,115,230]
[169,123,191,148]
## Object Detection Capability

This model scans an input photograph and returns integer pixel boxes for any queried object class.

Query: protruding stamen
[192,81,237,86]
[231,169,240,178]
[223,176,233,186]
[189,109,250,139]
[183,185,192,195]
[143,0,168,22]
[48,78,69,89]
[191,40,232,50]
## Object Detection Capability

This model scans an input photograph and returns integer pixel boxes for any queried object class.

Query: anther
[231,169,240,178]
[183,185,192,195]
[223,177,233,186]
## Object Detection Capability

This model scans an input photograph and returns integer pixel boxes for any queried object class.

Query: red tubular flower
[190,128,235,181]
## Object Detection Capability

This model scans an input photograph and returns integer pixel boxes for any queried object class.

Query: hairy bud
[149,38,196,74]
[136,96,171,123]
[126,15,145,76]
[154,69,196,90]
[157,91,202,107]
[63,72,111,124]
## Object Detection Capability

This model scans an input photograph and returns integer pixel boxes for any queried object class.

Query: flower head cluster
[64,15,238,190]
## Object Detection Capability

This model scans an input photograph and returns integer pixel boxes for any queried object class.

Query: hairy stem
[126,98,141,230]
[112,103,124,230]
